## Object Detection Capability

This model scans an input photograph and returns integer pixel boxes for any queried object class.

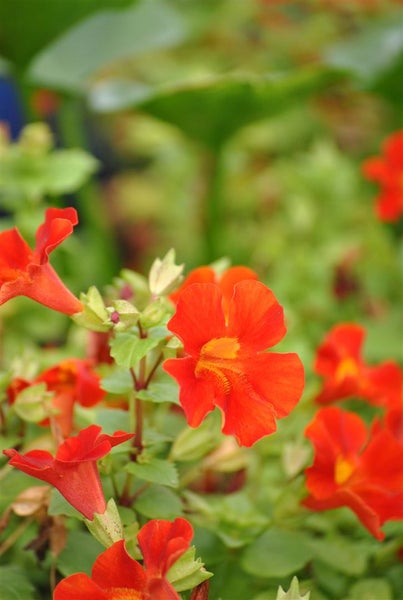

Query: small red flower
[8,359,106,438]
[3,425,133,520]
[164,279,304,447]
[0,207,83,315]
[303,406,403,540]
[53,517,193,599]
[362,130,403,222]
[314,323,402,409]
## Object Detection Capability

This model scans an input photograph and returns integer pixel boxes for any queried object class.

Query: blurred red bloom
[53,517,193,599]
[0,207,83,315]
[303,406,403,540]
[8,359,106,438]
[169,265,257,315]
[314,323,402,409]
[164,279,304,447]
[362,130,403,222]
[3,425,133,520]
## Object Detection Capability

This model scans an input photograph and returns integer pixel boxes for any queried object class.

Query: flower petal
[226,280,286,351]
[163,357,215,427]
[34,207,78,264]
[167,284,226,354]
[91,539,147,590]
[138,518,193,575]
[53,573,107,600]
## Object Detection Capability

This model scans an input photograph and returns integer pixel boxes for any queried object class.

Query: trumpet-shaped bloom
[53,517,193,599]
[303,406,403,540]
[3,425,133,520]
[314,323,402,409]
[164,279,304,447]
[0,207,83,315]
[8,359,106,437]
[362,130,403,222]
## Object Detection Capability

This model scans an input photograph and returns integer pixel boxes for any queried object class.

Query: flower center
[335,357,359,382]
[106,589,142,600]
[200,337,240,360]
[195,337,241,393]
[334,455,355,485]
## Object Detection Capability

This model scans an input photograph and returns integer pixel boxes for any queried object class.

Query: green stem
[202,146,225,263]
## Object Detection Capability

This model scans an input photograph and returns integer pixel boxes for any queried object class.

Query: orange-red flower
[8,359,106,438]
[53,517,193,599]
[0,207,83,314]
[362,130,403,222]
[3,425,133,520]
[164,279,304,447]
[314,323,402,409]
[303,406,403,540]
[169,265,257,315]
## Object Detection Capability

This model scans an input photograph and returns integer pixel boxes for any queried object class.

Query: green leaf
[308,537,369,576]
[276,577,311,600]
[27,0,187,91]
[345,579,393,600]
[134,484,182,519]
[110,333,160,369]
[0,565,36,600]
[241,527,313,578]
[89,67,343,148]
[170,416,223,461]
[324,15,403,103]
[101,370,133,394]
[167,546,213,592]
[125,457,179,487]
[48,488,83,519]
[57,529,103,577]
[41,149,99,193]
[136,378,180,405]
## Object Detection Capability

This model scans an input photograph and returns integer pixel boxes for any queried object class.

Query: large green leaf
[27,0,187,91]
[323,14,403,104]
[88,67,343,147]
[134,484,182,519]
[241,527,313,578]
[0,0,133,69]
[0,566,36,600]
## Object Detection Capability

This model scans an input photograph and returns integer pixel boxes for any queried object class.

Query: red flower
[303,406,403,540]
[0,207,83,315]
[8,359,106,438]
[164,279,304,447]
[3,425,133,520]
[362,130,403,222]
[169,265,257,315]
[53,517,193,599]
[314,323,402,409]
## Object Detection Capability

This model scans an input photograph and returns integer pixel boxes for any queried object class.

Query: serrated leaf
[241,527,313,578]
[110,333,160,369]
[167,546,213,592]
[125,457,178,487]
[136,379,179,405]
[0,565,36,600]
[57,529,103,577]
[308,537,369,576]
[345,578,393,600]
[134,484,182,519]
[101,370,133,394]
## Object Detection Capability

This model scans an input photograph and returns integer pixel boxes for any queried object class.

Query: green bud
[107,300,140,331]
[85,498,124,548]
[18,123,53,156]
[148,249,184,297]
[72,286,111,332]
[13,383,54,423]
[276,577,310,600]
